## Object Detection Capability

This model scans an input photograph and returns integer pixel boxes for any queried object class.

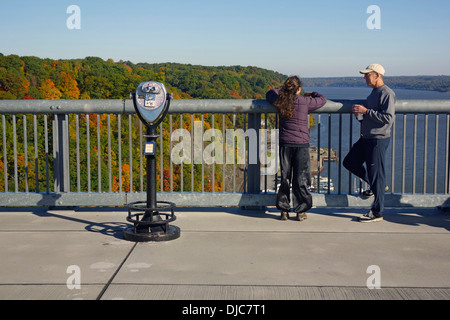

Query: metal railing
[1,98,449,208]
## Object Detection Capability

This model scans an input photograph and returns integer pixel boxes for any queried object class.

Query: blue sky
[1,0,449,77]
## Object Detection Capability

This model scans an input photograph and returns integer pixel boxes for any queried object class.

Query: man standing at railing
[343,64,396,222]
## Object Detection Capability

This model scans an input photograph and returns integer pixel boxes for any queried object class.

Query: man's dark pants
[277,145,312,213]
[343,137,390,215]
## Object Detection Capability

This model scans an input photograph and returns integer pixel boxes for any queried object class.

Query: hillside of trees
[0,53,286,100]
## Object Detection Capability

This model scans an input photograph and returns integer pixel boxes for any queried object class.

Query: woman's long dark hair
[274,76,302,119]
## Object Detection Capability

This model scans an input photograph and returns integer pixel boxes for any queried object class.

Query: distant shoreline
[301,86,450,100]
[302,76,450,93]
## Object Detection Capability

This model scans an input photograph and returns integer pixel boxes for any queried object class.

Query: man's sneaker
[296,212,307,221]
[359,210,383,223]
[362,185,389,197]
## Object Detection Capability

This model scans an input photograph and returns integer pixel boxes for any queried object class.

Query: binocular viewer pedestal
[123,200,180,242]
[123,81,180,242]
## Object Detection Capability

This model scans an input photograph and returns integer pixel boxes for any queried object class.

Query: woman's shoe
[280,211,289,221]
[296,212,307,221]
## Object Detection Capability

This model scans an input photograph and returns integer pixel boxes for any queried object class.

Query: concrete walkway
[0,206,449,300]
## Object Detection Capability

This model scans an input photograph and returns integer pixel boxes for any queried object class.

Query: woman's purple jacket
[266,88,327,145]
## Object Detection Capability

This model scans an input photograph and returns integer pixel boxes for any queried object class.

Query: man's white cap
[359,64,385,76]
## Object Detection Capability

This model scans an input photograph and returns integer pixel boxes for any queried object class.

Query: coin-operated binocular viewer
[123,81,180,242]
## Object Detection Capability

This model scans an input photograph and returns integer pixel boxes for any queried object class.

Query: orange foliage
[230,91,241,99]
[39,79,62,99]
[60,71,80,99]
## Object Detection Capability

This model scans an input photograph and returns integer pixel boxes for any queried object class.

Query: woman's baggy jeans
[343,137,390,215]
[276,145,312,213]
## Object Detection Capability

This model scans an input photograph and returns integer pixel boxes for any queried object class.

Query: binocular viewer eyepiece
[132,81,172,127]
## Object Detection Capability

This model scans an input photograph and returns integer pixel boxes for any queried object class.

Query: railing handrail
[1,99,450,115]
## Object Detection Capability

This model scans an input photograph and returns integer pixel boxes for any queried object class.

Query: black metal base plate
[123,225,181,242]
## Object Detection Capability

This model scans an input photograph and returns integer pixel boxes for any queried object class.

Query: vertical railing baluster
[23,115,29,193]
[86,114,91,192]
[139,120,143,192]
[33,115,39,193]
[446,115,450,194]
[348,114,353,194]
[2,115,8,192]
[201,113,204,193]
[434,115,439,194]
[317,114,321,194]
[223,113,226,193]
[159,121,163,193]
[274,113,278,194]
[244,114,247,193]
[44,115,49,193]
[402,115,406,194]
[169,114,173,192]
[327,113,331,194]
[263,113,268,194]
[191,114,194,193]
[180,114,183,192]
[118,114,122,193]
[412,115,417,194]
[423,114,428,194]
[13,115,18,193]
[338,113,342,194]
[391,117,396,193]
[75,114,80,193]
[129,114,133,193]
[97,114,101,193]
[233,113,236,193]
[212,113,215,193]
[107,114,112,192]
